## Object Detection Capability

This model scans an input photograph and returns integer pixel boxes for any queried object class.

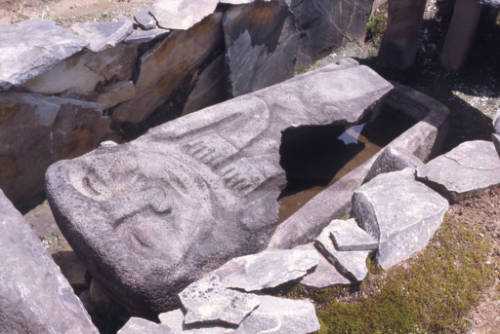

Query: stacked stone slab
[0,189,98,334]
[0,0,376,207]
[45,61,392,315]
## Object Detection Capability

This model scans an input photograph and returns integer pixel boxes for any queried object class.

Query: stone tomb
[45,60,392,315]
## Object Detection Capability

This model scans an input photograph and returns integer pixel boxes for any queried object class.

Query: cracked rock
[315,221,370,282]
[417,140,500,202]
[354,168,449,270]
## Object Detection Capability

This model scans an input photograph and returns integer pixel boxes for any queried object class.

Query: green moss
[304,217,494,333]
[365,9,388,47]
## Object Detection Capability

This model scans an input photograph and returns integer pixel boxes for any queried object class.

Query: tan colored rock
[113,13,224,124]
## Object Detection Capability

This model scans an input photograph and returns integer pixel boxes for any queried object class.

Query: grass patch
[285,216,495,333]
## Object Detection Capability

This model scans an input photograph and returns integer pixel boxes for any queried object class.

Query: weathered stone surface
[23,43,138,99]
[295,243,350,289]
[378,0,427,70]
[151,0,219,30]
[417,140,500,202]
[315,221,370,281]
[0,189,98,334]
[71,18,134,52]
[125,27,170,44]
[52,251,88,291]
[212,249,319,291]
[223,0,300,96]
[134,5,157,30]
[233,295,320,334]
[113,13,224,124]
[364,146,423,183]
[183,55,228,114]
[328,218,378,251]
[118,317,172,334]
[0,92,111,205]
[46,61,391,315]
[0,19,87,90]
[353,168,449,270]
[494,110,500,134]
[493,134,500,157]
[179,274,260,327]
[289,0,374,68]
[160,309,233,333]
[95,80,136,109]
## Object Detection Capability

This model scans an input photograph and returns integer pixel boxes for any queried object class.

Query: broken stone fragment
[328,218,378,251]
[0,189,98,334]
[0,19,88,90]
[179,274,260,327]
[223,0,300,96]
[151,0,219,30]
[134,5,157,30]
[71,18,134,52]
[364,146,423,183]
[493,134,500,157]
[294,243,351,289]
[0,92,111,205]
[45,61,392,315]
[118,317,173,334]
[125,27,170,44]
[353,168,449,270]
[314,221,370,282]
[417,140,500,202]
[212,248,319,291]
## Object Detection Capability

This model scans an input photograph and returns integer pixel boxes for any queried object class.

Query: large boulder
[0,189,98,334]
[45,61,392,315]
[417,140,500,202]
[0,19,87,90]
[353,168,449,270]
[0,92,111,205]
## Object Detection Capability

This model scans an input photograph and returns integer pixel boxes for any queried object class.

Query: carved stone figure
[46,60,392,316]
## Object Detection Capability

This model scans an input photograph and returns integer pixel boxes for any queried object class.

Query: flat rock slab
[160,309,234,333]
[365,146,423,183]
[315,221,370,282]
[417,140,500,202]
[0,19,87,89]
[151,0,219,30]
[0,190,98,334]
[71,19,134,52]
[353,168,449,270]
[212,248,319,291]
[46,61,391,315]
[125,27,170,44]
[118,317,172,334]
[328,218,378,251]
[134,5,157,30]
[294,243,350,289]
[493,134,500,157]
[179,274,260,326]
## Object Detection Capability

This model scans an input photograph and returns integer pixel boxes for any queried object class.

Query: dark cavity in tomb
[278,105,417,222]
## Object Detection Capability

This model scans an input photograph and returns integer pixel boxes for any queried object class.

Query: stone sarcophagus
[45,60,392,316]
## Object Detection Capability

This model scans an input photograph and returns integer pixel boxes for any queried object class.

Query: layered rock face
[46,61,392,315]
[0,189,98,334]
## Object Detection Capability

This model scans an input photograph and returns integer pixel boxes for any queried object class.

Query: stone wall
[0,0,374,208]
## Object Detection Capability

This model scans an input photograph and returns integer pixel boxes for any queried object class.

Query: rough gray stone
[134,5,157,30]
[0,92,111,205]
[151,0,219,30]
[71,18,134,52]
[223,0,300,96]
[125,27,170,44]
[179,274,260,327]
[494,110,500,134]
[160,309,233,333]
[289,0,373,69]
[295,243,350,289]
[233,295,320,334]
[365,146,423,183]
[328,218,378,251]
[0,189,98,334]
[0,19,87,90]
[353,168,449,270]
[118,317,172,334]
[45,61,391,315]
[417,140,500,202]
[113,13,224,124]
[212,248,319,291]
[314,221,370,282]
[493,134,500,157]
[95,80,136,109]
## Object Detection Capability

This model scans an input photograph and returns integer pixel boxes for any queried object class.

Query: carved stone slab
[46,60,392,315]
[0,189,98,334]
